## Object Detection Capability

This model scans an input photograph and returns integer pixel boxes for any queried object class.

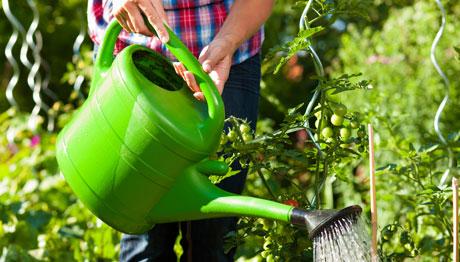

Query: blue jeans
[119,53,261,262]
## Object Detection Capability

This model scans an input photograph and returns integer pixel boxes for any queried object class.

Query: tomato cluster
[217,121,255,156]
[313,103,366,151]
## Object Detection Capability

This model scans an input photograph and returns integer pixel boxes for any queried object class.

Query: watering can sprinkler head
[290,205,362,239]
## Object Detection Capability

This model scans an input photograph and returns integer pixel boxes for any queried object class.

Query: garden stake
[453,178,458,261]
[368,124,378,261]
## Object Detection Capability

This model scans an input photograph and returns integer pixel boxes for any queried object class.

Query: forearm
[215,0,275,55]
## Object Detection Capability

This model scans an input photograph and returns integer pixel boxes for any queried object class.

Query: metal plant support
[300,0,325,156]
[431,0,456,188]
[2,0,22,109]
[72,9,88,101]
[2,1,87,134]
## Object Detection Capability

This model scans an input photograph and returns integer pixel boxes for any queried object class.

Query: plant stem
[256,168,276,200]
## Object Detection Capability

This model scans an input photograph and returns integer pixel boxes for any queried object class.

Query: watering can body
[56,21,227,233]
[57,20,311,235]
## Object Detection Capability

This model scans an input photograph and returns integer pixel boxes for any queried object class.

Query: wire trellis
[431,0,456,188]
[300,0,325,156]
[2,0,22,109]
[2,1,88,135]
[72,9,88,101]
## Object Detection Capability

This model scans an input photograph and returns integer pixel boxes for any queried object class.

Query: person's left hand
[173,38,233,101]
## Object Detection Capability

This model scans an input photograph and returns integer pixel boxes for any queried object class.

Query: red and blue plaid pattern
[88,0,263,64]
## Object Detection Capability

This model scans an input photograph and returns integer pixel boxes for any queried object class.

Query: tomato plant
[1,1,460,261]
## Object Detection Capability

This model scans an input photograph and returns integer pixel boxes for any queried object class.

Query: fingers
[198,44,226,73]
[198,45,211,72]
[113,6,133,33]
[123,2,152,36]
[138,0,169,43]
[173,62,186,79]
[112,0,169,42]
[173,63,204,100]
[193,92,204,101]
[184,71,201,94]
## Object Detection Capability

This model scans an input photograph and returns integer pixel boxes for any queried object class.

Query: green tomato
[321,127,334,139]
[239,124,251,134]
[330,114,344,126]
[357,130,366,138]
[315,118,327,130]
[242,133,252,142]
[334,104,347,117]
[227,130,237,142]
[350,121,359,129]
[266,254,275,262]
[339,128,351,140]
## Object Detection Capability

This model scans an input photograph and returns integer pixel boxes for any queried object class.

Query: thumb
[199,45,225,73]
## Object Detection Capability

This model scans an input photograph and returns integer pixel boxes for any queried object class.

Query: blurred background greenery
[1,0,459,261]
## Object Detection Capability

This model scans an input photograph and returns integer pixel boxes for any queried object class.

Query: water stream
[313,215,372,262]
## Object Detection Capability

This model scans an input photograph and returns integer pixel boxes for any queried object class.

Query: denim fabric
[119,53,261,262]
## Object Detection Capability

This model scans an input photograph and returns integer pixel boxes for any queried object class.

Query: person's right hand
[112,0,169,43]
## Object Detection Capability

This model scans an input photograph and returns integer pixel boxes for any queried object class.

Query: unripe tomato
[339,128,351,140]
[227,130,237,142]
[330,114,344,126]
[334,104,347,117]
[315,119,326,130]
[350,121,359,129]
[321,127,334,138]
[357,130,366,138]
[242,133,252,142]
[239,124,251,134]
[52,101,63,111]
[283,199,299,207]
[266,254,275,262]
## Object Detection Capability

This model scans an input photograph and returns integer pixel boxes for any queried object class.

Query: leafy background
[1,0,459,261]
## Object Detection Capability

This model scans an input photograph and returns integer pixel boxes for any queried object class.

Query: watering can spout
[290,205,362,239]
[147,160,294,226]
[148,160,362,240]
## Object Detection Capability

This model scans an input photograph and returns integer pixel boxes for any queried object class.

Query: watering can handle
[92,20,224,121]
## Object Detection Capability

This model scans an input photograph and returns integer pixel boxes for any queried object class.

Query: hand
[173,38,234,101]
[112,0,169,43]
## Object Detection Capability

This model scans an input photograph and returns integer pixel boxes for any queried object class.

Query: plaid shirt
[88,0,263,64]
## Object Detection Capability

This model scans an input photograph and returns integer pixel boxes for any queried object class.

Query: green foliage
[0,109,121,261]
[1,0,460,261]
[272,27,324,74]
[331,1,460,260]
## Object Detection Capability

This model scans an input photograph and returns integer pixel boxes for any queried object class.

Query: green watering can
[56,20,361,238]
